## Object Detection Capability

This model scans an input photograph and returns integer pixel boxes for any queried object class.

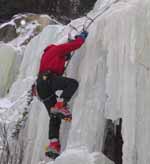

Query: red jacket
[39,37,84,75]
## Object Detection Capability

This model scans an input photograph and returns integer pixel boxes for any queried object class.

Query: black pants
[36,72,78,140]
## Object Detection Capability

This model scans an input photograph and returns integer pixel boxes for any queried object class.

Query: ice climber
[34,30,88,159]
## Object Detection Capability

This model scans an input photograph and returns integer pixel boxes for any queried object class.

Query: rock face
[0,24,17,42]
[0,13,57,43]
[102,119,123,164]
[0,0,97,24]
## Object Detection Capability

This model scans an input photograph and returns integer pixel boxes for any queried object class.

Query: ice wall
[53,0,150,164]
[11,25,65,164]
[100,1,150,164]
[9,0,150,164]
[21,19,113,164]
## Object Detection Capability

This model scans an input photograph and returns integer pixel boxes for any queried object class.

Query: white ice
[1,0,150,164]
[0,44,20,97]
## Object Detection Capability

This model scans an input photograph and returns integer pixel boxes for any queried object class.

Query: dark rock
[102,119,123,164]
[0,24,17,42]
[0,0,97,24]
[0,13,54,43]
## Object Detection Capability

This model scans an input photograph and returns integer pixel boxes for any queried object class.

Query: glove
[75,30,88,40]
[68,38,74,42]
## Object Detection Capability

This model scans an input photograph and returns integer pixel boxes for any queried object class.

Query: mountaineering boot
[45,140,60,159]
[51,100,72,122]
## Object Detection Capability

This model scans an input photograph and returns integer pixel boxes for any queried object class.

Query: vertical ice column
[0,44,18,97]
[127,1,150,164]
[66,20,108,153]
[103,1,150,164]
[103,4,138,164]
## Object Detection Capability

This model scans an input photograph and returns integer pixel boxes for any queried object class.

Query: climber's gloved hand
[75,30,88,40]
[65,53,72,61]
[68,37,73,42]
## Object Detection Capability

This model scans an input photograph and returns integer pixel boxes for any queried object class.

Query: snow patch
[51,148,114,164]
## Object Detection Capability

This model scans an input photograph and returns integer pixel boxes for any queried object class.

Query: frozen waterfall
[1,0,150,164]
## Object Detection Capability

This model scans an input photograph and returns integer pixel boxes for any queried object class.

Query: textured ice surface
[102,1,150,164]
[1,0,150,164]
[21,0,150,164]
